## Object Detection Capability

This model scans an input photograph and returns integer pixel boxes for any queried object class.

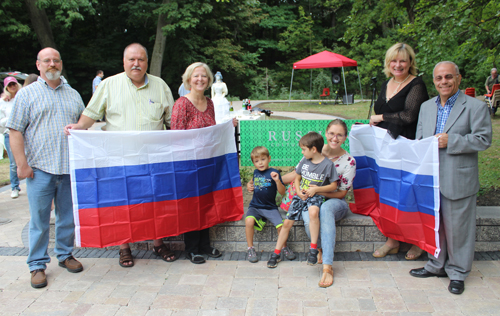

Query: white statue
[211,71,230,123]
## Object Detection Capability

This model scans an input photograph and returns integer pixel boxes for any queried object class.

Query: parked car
[0,72,28,87]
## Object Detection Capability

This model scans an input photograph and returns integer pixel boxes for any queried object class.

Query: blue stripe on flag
[74,153,241,209]
[353,156,436,216]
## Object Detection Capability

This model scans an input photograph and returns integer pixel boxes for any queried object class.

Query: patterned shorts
[286,195,324,221]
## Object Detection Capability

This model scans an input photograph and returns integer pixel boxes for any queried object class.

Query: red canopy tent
[289,51,363,105]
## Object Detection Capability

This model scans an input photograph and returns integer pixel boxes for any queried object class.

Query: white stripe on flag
[350,125,437,176]
[68,120,236,169]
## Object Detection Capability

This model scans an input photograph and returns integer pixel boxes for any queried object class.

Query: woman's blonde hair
[182,62,214,90]
[3,83,22,100]
[383,43,417,78]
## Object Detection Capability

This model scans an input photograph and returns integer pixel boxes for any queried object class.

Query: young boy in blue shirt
[268,132,337,268]
[245,146,294,263]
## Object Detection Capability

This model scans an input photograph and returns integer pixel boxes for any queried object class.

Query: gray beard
[45,70,61,81]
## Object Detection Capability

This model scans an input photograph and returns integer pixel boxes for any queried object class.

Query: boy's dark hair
[299,132,324,152]
[250,146,270,159]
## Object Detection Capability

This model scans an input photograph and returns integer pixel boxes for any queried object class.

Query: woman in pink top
[171,62,236,264]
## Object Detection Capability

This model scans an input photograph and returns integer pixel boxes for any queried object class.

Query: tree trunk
[150,0,169,77]
[403,0,416,24]
[24,0,69,79]
[24,0,57,49]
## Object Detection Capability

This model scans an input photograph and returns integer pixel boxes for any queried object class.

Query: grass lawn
[259,101,372,120]
[0,157,10,186]
[260,102,500,195]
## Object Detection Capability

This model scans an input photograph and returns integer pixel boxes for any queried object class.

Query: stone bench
[45,206,500,253]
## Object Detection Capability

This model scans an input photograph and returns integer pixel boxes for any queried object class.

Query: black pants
[184,228,211,254]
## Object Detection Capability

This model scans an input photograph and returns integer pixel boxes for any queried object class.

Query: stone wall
[47,207,500,253]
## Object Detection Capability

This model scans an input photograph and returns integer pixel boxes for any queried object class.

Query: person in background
[92,70,104,94]
[178,82,190,98]
[7,48,85,288]
[23,74,39,87]
[485,68,498,96]
[369,42,429,260]
[0,77,23,198]
[410,61,492,295]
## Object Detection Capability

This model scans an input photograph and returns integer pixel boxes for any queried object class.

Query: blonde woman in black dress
[369,43,429,260]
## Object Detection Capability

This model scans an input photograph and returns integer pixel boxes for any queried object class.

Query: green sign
[240,119,369,166]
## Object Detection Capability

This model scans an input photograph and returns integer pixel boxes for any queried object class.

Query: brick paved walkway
[2,184,500,315]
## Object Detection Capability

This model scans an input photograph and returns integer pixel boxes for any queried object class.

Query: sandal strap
[323,267,333,276]
[154,244,176,260]
[191,253,204,259]
[119,248,133,262]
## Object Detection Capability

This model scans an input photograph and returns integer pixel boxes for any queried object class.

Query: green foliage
[0,0,498,103]
[239,166,253,185]
[312,70,334,98]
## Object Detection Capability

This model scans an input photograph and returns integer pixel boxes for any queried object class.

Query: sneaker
[247,247,258,263]
[281,246,296,260]
[58,256,83,273]
[11,189,19,199]
[267,252,281,268]
[307,248,319,266]
[30,269,47,288]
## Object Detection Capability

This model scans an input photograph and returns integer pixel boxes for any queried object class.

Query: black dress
[374,76,429,140]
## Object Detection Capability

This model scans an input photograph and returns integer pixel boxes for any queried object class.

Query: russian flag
[68,121,244,248]
[349,124,440,257]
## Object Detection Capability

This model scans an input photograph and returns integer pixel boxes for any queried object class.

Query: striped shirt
[7,76,85,175]
[435,90,460,134]
[83,72,175,131]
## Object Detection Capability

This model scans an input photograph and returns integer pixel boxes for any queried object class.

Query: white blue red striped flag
[349,124,441,257]
[68,121,243,248]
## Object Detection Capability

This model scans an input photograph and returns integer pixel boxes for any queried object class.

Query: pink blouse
[171,96,216,130]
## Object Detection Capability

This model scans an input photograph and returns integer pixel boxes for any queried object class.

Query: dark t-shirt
[249,168,283,210]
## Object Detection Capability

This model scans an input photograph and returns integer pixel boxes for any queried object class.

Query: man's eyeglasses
[433,74,458,81]
[327,132,346,139]
[38,59,62,64]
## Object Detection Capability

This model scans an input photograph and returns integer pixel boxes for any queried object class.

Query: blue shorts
[246,207,284,231]
[286,195,324,221]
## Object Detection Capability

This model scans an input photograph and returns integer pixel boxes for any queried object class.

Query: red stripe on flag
[350,188,437,255]
[77,187,244,248]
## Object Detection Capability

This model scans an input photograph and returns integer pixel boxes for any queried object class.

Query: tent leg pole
[310,69,312,103]
[288,69,294,107]
[357,66,364,101]
[342,67,348,105]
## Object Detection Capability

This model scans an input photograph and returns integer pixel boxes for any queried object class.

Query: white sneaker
[11,189,19,199]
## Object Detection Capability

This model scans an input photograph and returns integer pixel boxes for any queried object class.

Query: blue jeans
[4,134,20,191]
[302,198,349,265]
[27,169,75,271]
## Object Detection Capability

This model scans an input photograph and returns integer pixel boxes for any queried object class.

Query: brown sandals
[319,266,334,288]
[119,248,134,268]
[153,244,179,262]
